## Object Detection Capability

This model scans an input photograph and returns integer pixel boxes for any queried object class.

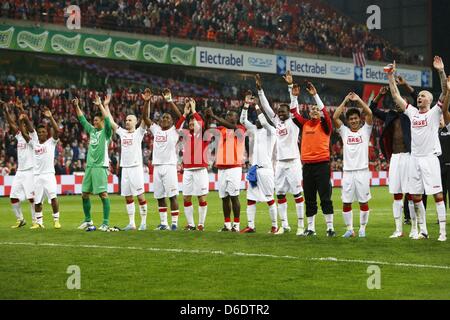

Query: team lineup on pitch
[2,59,450,244]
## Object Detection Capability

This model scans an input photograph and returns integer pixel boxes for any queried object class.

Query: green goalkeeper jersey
[78,115,112,168]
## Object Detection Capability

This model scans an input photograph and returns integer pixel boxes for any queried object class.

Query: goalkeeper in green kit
[73,95,113,232]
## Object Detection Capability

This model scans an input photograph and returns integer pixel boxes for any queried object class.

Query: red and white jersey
[116,126,146,168]
[274,118,300,161]
[16,131,37,172]
[150,124,179,165]
[176,113,208,170]
[405,103,442,157]
[30,135,57,175]
[338,123,373,171]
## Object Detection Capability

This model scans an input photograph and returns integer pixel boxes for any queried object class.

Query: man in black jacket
[439,119,450,208]
[370,83,419,238]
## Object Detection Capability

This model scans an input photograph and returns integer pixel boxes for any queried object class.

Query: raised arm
[141,88,153,128]
[176,101,191,130]
[386,62,407,111]
[370,86,388,121]
[42,108,60,140]
[289,80,307,128]
[443,76,450,125]
[349,93,373,125]
[162,88,182,120]
[205,108,238,130]
[74,98,94,133]
[305,81,331,132]
[1,100,18,135]
[334,94,351,129]
[189,99,203,133]
[18,113,31,142]
[433,56,448,101]
[103,94,118,131]
[255,104,276,134]
[255,74,276,119]
[240,98,257,131]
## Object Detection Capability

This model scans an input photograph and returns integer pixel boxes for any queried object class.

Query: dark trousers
[441,164,450,208]
[303,162,334,217]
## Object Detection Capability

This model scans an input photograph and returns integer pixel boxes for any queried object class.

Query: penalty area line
[1,241,450,270]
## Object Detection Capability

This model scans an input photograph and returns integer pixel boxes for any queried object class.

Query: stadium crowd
[0,77,389,177]
[1,0,421,65]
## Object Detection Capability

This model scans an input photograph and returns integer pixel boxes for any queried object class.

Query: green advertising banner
[0,25,195,66]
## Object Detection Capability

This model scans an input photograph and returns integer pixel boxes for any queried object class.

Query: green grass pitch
[1,187,450,300]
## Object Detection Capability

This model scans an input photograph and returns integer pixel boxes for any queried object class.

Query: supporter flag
[363,84,383,107]
[353,48,366,67]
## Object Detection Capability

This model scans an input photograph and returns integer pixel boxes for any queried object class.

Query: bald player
[387,61,450,241]
[103,91,150,231]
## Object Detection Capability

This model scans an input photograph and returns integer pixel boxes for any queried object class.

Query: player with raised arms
[175,98,209,231]
[1,99,36,228]
[387,61,450,241]
[102,90,150,231]
[20,107,63,229]
[257,71,305,235]
[333,92,374,238]
[74,95,113,232]
[239,91,277,234]
[205,105,246,232]
[142,88,182,231]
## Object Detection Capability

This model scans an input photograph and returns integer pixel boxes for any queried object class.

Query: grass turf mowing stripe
[1,241,450,271]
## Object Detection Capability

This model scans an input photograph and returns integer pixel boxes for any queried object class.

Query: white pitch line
[1,241,450,270]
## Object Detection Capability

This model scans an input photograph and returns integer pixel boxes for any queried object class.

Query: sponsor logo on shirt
[122,138,133,146]
[347,136,363,145]
[276,128,288,136]
[89,132,101,146]
[412,119,428,128]
[155,135,167,142]
[34,145,47,155]
[17,142,27,150]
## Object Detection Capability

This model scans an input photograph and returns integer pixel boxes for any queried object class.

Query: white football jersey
[405,103,442,157]
[338,123,373,171]
[116,126,146,168]
[150,124,179,165]
[16,131,37,171]
[31,135,57,175]
[274,117,300,161]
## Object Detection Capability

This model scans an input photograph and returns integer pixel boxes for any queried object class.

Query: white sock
[171,211,179,225]
[307,215,315,232]
[198,202,207,226]
[159,208,168,225]
[30,202,36,223]
[295,199,304,228]
[278,201,289,228]
[247,204,256,229]
[393,200,403,233]
[126,202,136,225]
[12,202,23,220]
[224,221,232,229]
[343,210,353,231]
[233,222,240,231]
[325,214,334,231]
[268,203,278,227]
[184,203,195,226]
[52,212,60,221]
[360,210,369,232]
[414,201,428,235]
[408,200,417,231]
[36,211,43,225]
[436,201,447,236]
[139,203,147,225]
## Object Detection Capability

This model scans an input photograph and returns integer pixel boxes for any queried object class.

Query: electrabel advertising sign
[278,55,354,81]
[196,46,276,73]
[354,65,432,88]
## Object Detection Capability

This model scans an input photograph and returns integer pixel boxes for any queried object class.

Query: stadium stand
[0,0,421,65]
